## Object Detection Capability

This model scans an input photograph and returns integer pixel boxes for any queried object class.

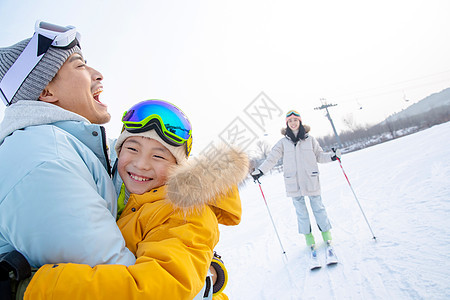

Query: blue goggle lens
[122,100,192,141]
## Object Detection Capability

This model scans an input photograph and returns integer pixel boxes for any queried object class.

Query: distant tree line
[317,104,450,152]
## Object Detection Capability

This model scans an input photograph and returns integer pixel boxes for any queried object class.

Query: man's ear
[38,87,58,103]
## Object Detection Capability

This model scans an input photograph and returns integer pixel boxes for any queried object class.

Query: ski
[325,241,338,265]
[309,245,322,270]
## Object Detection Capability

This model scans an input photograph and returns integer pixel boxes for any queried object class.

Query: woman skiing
[251,110,341,250]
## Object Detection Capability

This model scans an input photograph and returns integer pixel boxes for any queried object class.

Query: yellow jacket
[24,146,248,300]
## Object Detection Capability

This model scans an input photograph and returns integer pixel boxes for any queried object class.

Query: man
[0,21,135,268]
[0,21,237,300]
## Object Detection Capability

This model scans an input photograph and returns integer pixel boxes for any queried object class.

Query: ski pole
[255,178,288,259]
[336,157,377,240]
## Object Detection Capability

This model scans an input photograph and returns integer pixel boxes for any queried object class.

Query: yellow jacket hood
[166,145,248,220]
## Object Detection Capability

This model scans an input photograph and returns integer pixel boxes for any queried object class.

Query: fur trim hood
[281,124,310,136]
[166,145,248,216]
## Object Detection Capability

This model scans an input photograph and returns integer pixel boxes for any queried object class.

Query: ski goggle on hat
[0,20,81,106]
[286,110,301,121]
[121,99,193,157]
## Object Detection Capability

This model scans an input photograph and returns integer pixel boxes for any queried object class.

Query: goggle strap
[0,33,50,106]
[0,88,8,106]
[37,34,54,56]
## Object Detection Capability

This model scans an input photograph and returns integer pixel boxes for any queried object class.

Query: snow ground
[216,121,450,300]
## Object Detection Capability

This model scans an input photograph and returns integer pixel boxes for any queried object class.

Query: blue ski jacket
[0,101,135,268]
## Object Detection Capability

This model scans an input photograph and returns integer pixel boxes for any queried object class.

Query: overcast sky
[1,0,450,155]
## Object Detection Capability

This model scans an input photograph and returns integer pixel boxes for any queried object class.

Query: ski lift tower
[314,98,343,148]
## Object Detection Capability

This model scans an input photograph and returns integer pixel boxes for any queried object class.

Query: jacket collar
[285,132,309,143]
[127,186,167,207]
[0,100,111,173]
[0,100,88,144]
[54,121,111,173]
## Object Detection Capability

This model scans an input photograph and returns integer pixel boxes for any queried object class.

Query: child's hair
[115,99,193,164]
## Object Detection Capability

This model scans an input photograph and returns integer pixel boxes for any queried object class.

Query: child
[251,110,341,250]
[24,100,248,299]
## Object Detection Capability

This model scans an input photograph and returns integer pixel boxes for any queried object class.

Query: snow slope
[216,121,450,300]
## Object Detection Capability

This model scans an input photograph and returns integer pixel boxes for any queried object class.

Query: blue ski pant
[291,195,332,234]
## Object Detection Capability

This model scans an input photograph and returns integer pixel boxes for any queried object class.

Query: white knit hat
[115,129,188,164]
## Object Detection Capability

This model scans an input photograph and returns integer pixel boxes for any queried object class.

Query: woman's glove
[251,169,264,181]
[331,148,342,161]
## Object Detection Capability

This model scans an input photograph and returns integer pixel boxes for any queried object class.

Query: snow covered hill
[216,122,450,300]
[386,87,450,122]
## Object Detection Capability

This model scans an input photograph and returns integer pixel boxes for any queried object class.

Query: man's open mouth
[93,88,103,103]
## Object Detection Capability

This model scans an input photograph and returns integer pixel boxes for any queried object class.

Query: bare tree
[342,113,356,131]
[255,140,271,160]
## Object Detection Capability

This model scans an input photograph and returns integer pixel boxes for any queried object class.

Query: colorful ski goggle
[121,99,193,157]
[286,110,301,118]
[0,20,81,106]
[286,110,301,122]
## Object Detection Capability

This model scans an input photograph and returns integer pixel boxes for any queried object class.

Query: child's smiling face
[118,136,177,194]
